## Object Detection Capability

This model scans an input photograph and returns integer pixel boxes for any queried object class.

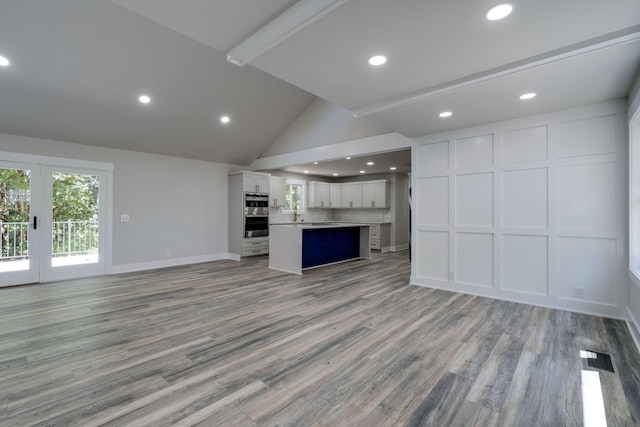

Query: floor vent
[585,350,615,373]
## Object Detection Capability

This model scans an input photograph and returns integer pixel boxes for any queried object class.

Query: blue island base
[302,227,361,269]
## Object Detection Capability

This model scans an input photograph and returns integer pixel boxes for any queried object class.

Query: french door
[0,161,107,286]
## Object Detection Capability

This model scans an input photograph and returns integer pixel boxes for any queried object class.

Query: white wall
[628,72,640,348]
[393,173,410,249]
[259,98,388,158]
[0,133,237,273]
[412,100,628,318]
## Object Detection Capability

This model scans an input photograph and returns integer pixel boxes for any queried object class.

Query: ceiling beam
[352,26,640,117]
[227,0,351,67]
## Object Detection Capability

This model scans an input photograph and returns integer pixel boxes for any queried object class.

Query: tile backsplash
[334,208,393,223]
[269,208,333,223]
[270,207,392,224]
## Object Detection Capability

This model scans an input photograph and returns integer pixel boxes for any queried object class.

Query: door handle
[33,216,38,230]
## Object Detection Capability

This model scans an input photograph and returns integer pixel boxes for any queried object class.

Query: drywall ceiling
[117,0,640,139]
[280,149,411,177]
[0,0,314,165]
[0,0,639,166]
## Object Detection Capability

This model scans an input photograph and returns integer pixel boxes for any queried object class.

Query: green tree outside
[1,169,99,258]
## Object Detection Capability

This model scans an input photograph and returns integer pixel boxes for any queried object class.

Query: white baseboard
[109,253,230,274]
[228,253,241,261]
[387,244,408,252]
[627,307,640,355]
[410,275,626,320]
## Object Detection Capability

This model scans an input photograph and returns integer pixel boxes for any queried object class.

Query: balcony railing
[0,220,99,261]
[0,221,29,260]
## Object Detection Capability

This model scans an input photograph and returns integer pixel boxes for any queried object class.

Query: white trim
[281,178,307,213]
[108,253,230,274]
[228,253,241,261]
[0,150,114,171]
[386,244,409,252]
[105,168,114,276]
[630,270,640,292]
[250,132,414,171]
[353,29,640,117]
[629,76,640,119]
[410,276,626,320]
[627,306,640,355]
[227,0,350,66]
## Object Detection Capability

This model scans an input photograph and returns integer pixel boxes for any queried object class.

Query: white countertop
[271,221,388,226]
[270,222,370,229]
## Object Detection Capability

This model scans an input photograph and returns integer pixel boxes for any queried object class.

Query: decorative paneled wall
[412,100,628,317]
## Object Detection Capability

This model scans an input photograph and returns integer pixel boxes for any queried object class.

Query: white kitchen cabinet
[341,183,362,208]
[362,181,390,208]
[308,181,330,208]
[242,171,270,194]
[241,237,269,256]
[329,184,342,208]
[270,176,286,207]
[229,170,272,258]
[370,223,391,251]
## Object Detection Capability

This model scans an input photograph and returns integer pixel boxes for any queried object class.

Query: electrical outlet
[449,271,455,281]
[164,251,170,258]
[574,286,584,298]
[120,214,129,222]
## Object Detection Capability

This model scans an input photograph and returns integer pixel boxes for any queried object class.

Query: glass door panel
[51,172,100,267]
[0,162,39,286]
[42,167,105,281]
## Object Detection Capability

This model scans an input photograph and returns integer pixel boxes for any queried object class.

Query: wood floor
[1,251,639,426]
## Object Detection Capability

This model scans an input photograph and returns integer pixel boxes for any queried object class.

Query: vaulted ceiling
[1,0,639,166]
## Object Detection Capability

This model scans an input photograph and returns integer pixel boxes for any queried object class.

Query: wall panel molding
[411,100,628,318]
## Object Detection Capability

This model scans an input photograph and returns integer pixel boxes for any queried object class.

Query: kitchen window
[282,179,305,213]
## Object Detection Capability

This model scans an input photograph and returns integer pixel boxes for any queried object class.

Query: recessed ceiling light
[390,166,397,170]
[439,111,453,118]
[138,95,151,104]
[313,162,318,165]
[303,170,309,174]
[0,55,10,67]
[368,55,387,66]
[346,157,351,160]
[485,3,513,21]
[360,170,366,174]
[519,92,537,100]
[367,161,374,166]
[220,115,231,124]
[333,173,339,176]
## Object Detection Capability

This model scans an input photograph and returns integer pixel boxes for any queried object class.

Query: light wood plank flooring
[1,251,639,426]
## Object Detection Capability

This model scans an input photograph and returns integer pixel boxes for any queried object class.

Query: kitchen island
[269,223,371,274]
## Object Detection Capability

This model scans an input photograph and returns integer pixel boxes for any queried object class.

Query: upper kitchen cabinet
[308,181,330,208]
[242,171,270,194]
[305,179,390,209]
[329,184,342,208]
[270,176,286,207]
[362,181,390,208]
[341,183,362,208]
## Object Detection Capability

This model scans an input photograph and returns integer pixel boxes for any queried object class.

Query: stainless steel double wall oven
[243,193,269,238]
